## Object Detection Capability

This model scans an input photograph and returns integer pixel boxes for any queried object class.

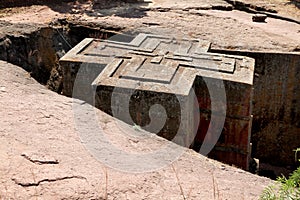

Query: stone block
[60,33,254,169]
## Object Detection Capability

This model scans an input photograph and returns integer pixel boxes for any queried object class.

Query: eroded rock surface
[0,60,273,199]
[0,0,299,197]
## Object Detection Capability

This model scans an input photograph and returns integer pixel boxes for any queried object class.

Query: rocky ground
[0,0,299,51]
[0,0,299,199]
[0,60,272,199]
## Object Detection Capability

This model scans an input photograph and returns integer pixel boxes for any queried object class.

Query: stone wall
[192,76,253,169]
[60,34,255,170]
[0,22,117,93]
[0,26,66,91]
[252,52,300,167]
[211,50,300,167]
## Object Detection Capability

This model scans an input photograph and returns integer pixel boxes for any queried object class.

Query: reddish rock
[252,14,268,22]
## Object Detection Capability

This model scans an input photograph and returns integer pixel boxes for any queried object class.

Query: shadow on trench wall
[0,0,74,9]
[0,23,119,93]
[211,49,300,170]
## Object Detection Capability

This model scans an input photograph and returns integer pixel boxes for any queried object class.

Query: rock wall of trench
[251,52,300,167]
[211,49,300,167]
[0,0,74,8]
[0,21,118,93]
[0,26,68,92]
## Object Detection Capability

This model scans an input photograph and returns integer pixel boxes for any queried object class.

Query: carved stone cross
[60,33,254,170]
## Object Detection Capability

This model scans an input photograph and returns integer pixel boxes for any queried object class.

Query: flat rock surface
[150,0,232,9]
[0,0,299,52]
[0,0,297,198]
[0,60,273,199]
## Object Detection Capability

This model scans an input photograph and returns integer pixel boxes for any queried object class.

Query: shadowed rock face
[0,0,141,9]
[0,0,75,8]
[211,49,300,168]
[92,0,141,9]
[0,21,119,93]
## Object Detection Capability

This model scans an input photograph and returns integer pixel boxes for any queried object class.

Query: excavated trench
[0,20,124,93]
[1,20,299,179]
[210,49,300,178]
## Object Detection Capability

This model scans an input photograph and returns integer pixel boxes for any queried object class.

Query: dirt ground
[0,0,299,199]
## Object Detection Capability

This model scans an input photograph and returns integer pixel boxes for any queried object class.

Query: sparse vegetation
[260,148,300,200]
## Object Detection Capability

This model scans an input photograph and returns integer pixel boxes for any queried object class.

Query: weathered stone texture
[93,0,141,9]
[252,14,268,23]
[251,53,300,166]
[211,50,300,167]
[60,33,255,170]
[193,77,253,169]
[0,60,273,199]
[0,25,69,92]
[0,0,73,8]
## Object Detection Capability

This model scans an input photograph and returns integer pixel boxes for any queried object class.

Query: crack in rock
[224,0,277,13]
[150,5,233,13]
[224,0,300,24]
[12,176,86,187]
[21,153,59,165]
